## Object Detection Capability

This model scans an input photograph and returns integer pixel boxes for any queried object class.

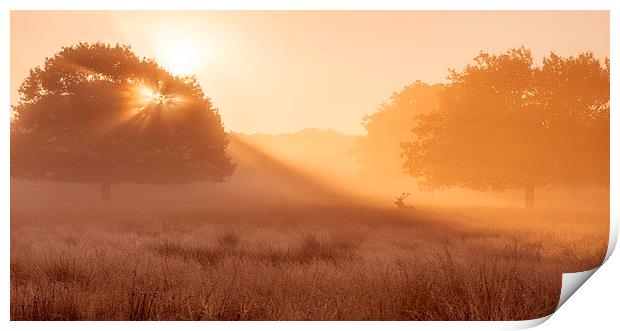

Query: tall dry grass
[10,202,607,320]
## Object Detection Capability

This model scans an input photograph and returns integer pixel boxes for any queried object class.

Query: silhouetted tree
[357,82,441,187]
[11,43,235,201]
[403,48,609,207]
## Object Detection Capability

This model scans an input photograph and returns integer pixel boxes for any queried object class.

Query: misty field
[10,198,607,321]
[9,9,611,323]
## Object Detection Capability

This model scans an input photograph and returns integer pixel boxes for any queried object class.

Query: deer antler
[395,192,413,209]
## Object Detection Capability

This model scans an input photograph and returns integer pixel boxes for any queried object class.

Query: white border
[2,1,616,330]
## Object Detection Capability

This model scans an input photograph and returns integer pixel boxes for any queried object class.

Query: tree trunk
[101,179,111,202]
[524,184,535,208]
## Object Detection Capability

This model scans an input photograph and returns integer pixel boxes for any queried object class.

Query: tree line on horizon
[11,43,610,207]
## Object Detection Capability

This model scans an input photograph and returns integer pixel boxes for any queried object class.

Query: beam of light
[139,86,164,104]
[135,85,179,109]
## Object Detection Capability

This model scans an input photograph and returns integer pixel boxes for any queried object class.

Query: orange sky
[10,11,609,135]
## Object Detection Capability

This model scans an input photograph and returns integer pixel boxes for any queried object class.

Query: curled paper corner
[556,268,599,310]
[514,268,599,330]
[542,213,618,323]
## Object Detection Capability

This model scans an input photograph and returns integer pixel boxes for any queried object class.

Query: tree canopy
[357,81,441,187]
[11,43,235,200]
[402,47,609,207]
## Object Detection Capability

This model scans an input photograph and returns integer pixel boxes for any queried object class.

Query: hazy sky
[11,11,609,134]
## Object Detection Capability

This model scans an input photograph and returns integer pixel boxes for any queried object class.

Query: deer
[394,192,415,210]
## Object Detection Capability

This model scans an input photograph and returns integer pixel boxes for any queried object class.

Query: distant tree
[11,43,235,201]
[357,82,441,183]
[403,48,609,207]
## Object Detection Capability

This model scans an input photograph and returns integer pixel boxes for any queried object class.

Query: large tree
[403,48,609,207]
[11,43,235,201]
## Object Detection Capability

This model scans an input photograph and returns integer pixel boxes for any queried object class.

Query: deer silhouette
[394,192,414,209]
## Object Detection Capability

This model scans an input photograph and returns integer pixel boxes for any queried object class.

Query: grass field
[10,196,608,321]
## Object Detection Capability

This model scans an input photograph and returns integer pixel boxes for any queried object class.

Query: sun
[156,38,200,76]
[134,86,178,111]
[139,86,164,103]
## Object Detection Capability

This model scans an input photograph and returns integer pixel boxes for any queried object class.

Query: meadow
[9,10,610,322]
[10,190,608,321]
